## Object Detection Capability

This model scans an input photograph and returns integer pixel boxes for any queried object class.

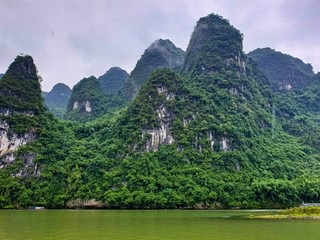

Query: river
[0,210,319,239]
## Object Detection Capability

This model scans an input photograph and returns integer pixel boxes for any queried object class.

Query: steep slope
[248,48,314,91]
[0,55,44,174]
[45,83,71,108]
[182,14,245,76]
[177,14,272,150]
[248,48,319,148]
[0,73,4,80]
[89,14,319,208]
[119,39,185,101]
[98,67,129,95]
[0,55,44,115]
[65,76,105,121]
[1,14,319,210]
[45,83,71,118]
[274,73,320,147]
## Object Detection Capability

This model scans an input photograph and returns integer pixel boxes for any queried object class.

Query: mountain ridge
[0,14,319,209]
[248,47,314,91]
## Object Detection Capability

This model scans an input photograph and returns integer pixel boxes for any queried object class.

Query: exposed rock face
[220,137,231,151]
[0,55,42,174]
[0,119,40,177]
[118,70,181,152]
[248,47,314,91]
[72,100,91,112]
[0,118,37,171]
[119,39,185,101]
[0,120,36,157]
[66,76,105,120]
[85,100,92,112]
[73,101,79,110]
[66,199,106,209]
[0,109,34,116]
[143,104,174,151]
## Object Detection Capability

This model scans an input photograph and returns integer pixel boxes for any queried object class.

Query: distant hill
[45,83,71,109]
[44,83,71,118]
[65,76,105,121]
[119,39,185,101]
[65,76,121,122]
[98,67,129,95]
[248,48,314,91]
[1,14,320,210]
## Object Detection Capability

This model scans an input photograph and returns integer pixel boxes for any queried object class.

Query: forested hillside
[0,14,319,209]
[44,83,71,118]
[119,39,185,101]
[248,48,314,91]
[98,67,129,95]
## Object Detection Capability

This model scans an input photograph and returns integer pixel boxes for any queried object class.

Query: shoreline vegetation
[249,206,320,220]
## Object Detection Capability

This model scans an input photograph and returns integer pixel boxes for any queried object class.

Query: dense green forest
[248,47,314,91]
[98,67,129,95]
[0,14,319,209]
[44,83,71,118]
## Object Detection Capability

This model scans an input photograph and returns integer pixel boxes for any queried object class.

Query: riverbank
[249,206,320,220]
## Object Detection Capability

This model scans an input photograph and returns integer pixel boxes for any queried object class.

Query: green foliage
[1,15,320,210]
[98,67,129,95]
[182,14,244,75]
[119,39,185,101]
[0,55,44,115]
[248,47,314,91]
[65,76,124,122]
[45,83,71,109]
[281,206,320,216]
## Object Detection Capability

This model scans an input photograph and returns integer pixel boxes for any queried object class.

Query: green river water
[0,210,319,240]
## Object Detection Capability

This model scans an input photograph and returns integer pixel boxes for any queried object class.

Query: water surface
[0,210,319,240]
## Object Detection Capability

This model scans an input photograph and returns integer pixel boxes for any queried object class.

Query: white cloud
[0,0,319,91]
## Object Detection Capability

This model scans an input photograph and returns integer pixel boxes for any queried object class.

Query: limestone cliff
[65,76,105,121]
[0,55,44,173]
[112,14,272,156]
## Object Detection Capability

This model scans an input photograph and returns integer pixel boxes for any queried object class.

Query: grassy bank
[249,206,320,220]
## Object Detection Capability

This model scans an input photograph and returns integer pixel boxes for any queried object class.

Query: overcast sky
[0,0,319,91]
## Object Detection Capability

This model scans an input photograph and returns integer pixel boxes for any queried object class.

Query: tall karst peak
[115,69,184,152]
[5,55,38,80]
[248,47,314,91]
[45,83,71,117]
[112,14,272,156]
[0,55,44,115]
[0,55,45,170]
[147,39,184,67]
[182,14,245,76]
[98,67,129,95]
[119,38,185,101]
[51,82,71,92]
[65,76,112,121]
